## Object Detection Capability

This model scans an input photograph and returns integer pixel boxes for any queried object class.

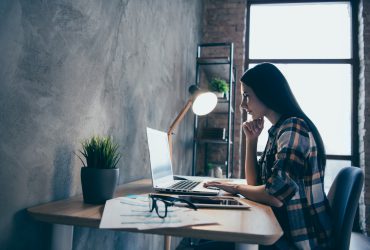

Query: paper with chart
[99,195,218,230]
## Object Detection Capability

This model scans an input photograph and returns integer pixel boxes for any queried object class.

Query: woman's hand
[204,181,239,195]
[242,118,264,141]
[205,182,284,207]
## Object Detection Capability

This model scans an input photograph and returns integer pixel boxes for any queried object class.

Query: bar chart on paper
[99,195,218,230]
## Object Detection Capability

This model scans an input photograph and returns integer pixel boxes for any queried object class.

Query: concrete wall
[0,0,203,249]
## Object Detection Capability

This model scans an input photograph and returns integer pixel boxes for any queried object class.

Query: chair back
[327,166,364,250]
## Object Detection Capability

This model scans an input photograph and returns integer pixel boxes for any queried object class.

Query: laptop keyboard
[169,180,201,191]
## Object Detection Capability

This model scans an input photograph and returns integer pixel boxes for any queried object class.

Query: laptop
[146,127,219,196]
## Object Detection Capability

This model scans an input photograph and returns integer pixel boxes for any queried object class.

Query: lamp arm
[168,99,193,160]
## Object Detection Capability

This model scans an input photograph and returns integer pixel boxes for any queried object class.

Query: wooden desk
[28,179,283,250]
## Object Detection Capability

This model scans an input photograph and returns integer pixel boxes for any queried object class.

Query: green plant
[77,136,121,169]
[209,77,229,93]
[207,163,215,170]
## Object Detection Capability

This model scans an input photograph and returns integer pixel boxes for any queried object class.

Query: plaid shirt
[258,117,332,249]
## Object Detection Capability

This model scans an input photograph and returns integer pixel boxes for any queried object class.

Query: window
[246,0,357,193]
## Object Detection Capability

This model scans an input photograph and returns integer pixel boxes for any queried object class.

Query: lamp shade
[192,92,217,116]
[167,84,218,160]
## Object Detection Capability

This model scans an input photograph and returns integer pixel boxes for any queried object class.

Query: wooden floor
[350,232,370,250]
[175,232,370,250]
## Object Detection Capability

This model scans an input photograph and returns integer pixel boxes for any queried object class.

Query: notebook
[146,127,219,196]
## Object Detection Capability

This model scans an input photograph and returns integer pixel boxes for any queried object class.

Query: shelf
[211,111,234,115]
[207,161,227,166]
[212,99,234,114]
[199,63,235,83]
[197,57,230,65]
[195,138,233,144]
[217,98,230,103]
[192,42,235,179]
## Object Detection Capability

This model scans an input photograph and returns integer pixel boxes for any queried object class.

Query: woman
[205,63,332,250]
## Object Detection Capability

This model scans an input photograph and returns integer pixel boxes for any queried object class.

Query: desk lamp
[168,85,218,159]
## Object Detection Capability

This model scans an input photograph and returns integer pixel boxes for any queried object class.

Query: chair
[327,166,364,250]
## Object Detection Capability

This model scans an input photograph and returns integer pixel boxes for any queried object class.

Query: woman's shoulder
[276,117,311,152]
[278,116,310,136]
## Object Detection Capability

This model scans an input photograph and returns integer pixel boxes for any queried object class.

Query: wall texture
[0,0,203,249]
[358,0,370,235]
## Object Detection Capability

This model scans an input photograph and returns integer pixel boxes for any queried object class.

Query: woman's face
[240,84,268,120]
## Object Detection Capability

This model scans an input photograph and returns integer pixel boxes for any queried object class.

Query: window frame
[244,0,359,166]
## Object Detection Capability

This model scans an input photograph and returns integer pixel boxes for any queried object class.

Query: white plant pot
[215,92,224,98]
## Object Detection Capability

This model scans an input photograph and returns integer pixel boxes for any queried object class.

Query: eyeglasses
[148,194,198,219]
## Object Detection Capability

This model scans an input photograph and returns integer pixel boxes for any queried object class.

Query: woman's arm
[242,118,264,186]
[245,139,259,185]
[203,182,283,207]
[236,184,283,207]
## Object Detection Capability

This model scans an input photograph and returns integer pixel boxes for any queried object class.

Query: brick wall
[201,0,246,177]
[358,0,370,235]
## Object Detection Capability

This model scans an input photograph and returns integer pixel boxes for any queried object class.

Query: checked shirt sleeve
[265,118,310,204]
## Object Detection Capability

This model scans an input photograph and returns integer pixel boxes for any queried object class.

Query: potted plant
[209,77,229,98]
[77,136,121,204]
[207,163,215,177]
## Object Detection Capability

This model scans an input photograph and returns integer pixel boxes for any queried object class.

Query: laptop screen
[146,127,174,186]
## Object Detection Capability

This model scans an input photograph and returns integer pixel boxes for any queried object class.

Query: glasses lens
[156,199,167,218]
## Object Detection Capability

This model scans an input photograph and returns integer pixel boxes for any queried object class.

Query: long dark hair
[241,63,326,168]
